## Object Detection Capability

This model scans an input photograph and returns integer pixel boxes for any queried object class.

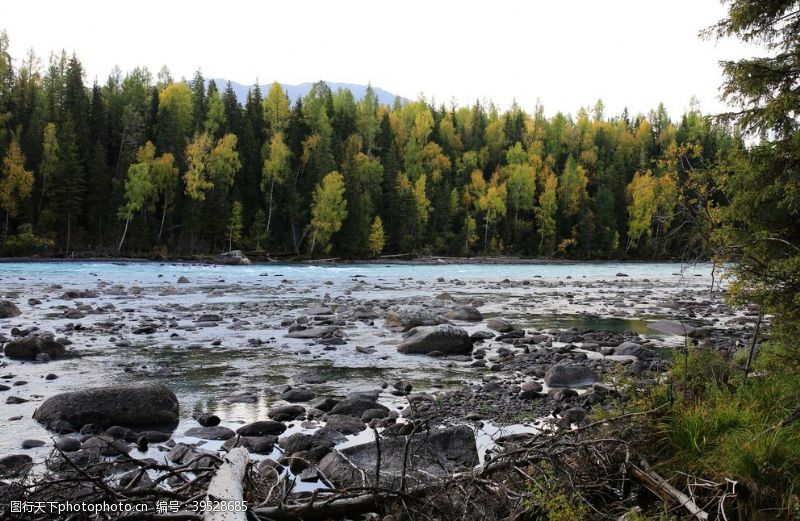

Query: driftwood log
[203,448,249,521]
[629,460,710,520]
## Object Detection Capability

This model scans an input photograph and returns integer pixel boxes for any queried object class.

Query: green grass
[647,342,800,518]
[523,477,588,521]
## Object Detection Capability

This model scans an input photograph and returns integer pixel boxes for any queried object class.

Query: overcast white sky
[2,0,757,118]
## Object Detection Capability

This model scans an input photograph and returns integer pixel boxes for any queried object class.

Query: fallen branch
[204,448,249,521]
[629,460,709,520]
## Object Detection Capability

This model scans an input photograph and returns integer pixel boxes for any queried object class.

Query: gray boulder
[222,435,276,454]
[614,341,657,359]
[285,326,338,339]
[55,438,82,452]
[236,420,286,436]
[0,300,21,319]
[443,306,483,322]
[397,325,473,355]
[33,383,179,430]
[184,426,236,440]
[0,454,32,478]
[4,332,66,360]
[329,398,388,418]
[384,307,447,332]
[82,435,131,456]
[486,318,514,332]
[324,414,366,434]
[544,366,598,388]
[318,425,478,489]
[268,404,305,421]
[649,320,697,337]
[215,250,252,265]
[281,388,315,402]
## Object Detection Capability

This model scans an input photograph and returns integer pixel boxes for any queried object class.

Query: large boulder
[285,326,338,339]
[223,435,276,454]
[443,306,483,322]
[3,332,66,360]
[268,404,306,421]
[324,414,366,434]
[236,420,286,437]
[544,366,598,388]
[214,250,252,265]
[397,325,473,355]
[649,320,697,337]
[0,300,21,319]
[0,454,33,478]
[329,398,388,418]
[184,426,236,440]
[614,341,657,360]
[33,383,179,431]
[486,318,514,332]
[384,307,448,332]
[318,425,478,489]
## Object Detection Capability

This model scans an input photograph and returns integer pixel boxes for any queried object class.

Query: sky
[1,0,759,118]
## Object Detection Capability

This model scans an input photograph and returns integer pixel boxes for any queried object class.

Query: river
[0,260,717,465]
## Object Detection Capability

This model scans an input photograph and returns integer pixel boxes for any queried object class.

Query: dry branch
[204,447,249,521]
[629,460,710,520]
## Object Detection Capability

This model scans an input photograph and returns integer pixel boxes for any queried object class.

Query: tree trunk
[513,207,519,244]
[118,217,130,253]
[38,177,47,219]
[157,196,167,243]
[744,312,763,376]
[204,447,249,521]
[629,461,709,520]
[65,210,71,256]
[266,178,275,245]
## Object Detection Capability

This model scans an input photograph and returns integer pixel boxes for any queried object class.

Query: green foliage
[648,345,800,514]
[227,200,243,250]
[523,475,588,521]
[204,87,226,138]
[0,137,34,226]
[118,161,155,221]
[594,185,619,256]
[184,132,241,201]
[1,223,53,255]
[536,169,558,254]
[48,117,85,252]
[310,171,347,254]
[367,215,385,257]
[0,34,742,258]
[263,82,291,137]
[702,0,800,326]
[157,82,193,157]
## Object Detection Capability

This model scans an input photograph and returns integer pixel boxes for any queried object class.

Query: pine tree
[190,69,206,134]
[227,200,243,251]
[367,215,385,257]
[49,117,85,254]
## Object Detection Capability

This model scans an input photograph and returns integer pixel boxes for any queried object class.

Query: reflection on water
[517,314,664,335]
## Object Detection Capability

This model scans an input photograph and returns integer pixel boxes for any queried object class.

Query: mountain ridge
[210,79,407,106]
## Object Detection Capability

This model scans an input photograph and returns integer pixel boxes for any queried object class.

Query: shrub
[2,223,54,256]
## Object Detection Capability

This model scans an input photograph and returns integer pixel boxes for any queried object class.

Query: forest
[0,32,737,259]
[0,0,798,518]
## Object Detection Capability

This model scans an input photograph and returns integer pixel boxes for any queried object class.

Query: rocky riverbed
[0,261,759,495]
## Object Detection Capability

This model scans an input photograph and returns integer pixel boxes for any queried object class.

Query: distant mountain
[210,79,407,106]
